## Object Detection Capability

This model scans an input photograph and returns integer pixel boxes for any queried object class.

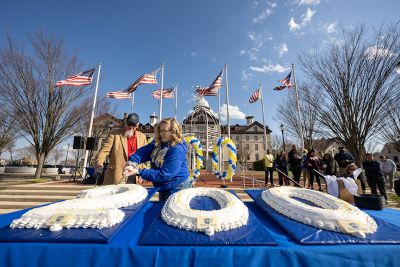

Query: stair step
[0,209,21,214]
[0,185,93,191]
[0,190,80,196]
[0,201,50,209]
[0,195,74,202]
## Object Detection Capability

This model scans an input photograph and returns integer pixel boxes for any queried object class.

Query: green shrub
[253,160,265,171]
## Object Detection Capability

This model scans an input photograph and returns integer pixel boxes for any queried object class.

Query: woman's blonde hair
[346,163,358,173]
[154,118,182,146]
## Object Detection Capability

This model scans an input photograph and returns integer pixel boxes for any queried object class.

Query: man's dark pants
[366,176,387,199]
[265,167,274,185]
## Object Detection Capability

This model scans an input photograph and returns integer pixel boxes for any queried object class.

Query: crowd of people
[263,145,397,202]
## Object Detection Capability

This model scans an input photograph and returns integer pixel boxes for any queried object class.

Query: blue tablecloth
[0,188,159,244]
[0,196,399,266]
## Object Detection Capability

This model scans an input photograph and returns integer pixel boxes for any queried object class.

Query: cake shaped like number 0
[10,184,148,231]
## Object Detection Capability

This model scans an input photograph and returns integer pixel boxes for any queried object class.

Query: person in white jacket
[379,155,397,192]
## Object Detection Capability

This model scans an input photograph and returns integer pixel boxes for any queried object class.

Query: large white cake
[10,184,148,231]
[161,188,249,236]
[262,187,377,238]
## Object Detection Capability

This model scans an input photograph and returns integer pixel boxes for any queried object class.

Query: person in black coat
[334,146,354,176]
[274,151,289,186]
[288,145,302,184]
[306,149,322,191]
[321,153,335,176]
[362,153,388,203]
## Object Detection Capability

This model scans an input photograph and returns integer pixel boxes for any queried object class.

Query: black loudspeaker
[86,137,99,151]
[73,136,85,149]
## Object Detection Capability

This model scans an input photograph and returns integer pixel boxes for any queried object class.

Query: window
[246,144,250,150]
[246,135,249,140]
[255,144,258,151]
[236,135,240,140]
[247,154,250,160]
[255,154,259,161]
[394,156,399,162]
[254,136,258,141]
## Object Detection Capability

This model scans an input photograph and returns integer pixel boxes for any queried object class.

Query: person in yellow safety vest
[263,149,275,187]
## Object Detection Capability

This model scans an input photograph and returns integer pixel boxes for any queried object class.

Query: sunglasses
[127,122,137,127]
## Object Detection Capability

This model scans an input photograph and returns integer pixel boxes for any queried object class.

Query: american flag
[195,86,218,96]
[55,68,95,87]
[151,87,175,99]
[195,70,223,96]
[273,85,286,91]
[278,71,292,88]
[106,91,132,99]
[125,69,159,94]
[249,88,261,103]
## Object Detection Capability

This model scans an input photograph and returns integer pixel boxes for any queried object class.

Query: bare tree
[270,134,283,154]
[275,83,324,150]
[81,97,118,139]
[5,141,16,162]
[299,23,400,165]
[382,99,400,151]
[0,109,19,154]
[47,146,65,165]
[0,31,92,178]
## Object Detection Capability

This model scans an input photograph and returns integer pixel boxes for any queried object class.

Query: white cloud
[212,56,217,62]
[275,43,288,57]
[296,0,320,5]
[241,70,255,81]
[301,8,316,26]
[288,17,301,32]
[364,46,396,59]
[189,50,202,58]
[252,9,273,23]
[325,22,337,33]
[249,64,290,73]
[245,31,274,61]
[247,31,273,49]
[186,94,198,103]
[267,1,277,8]
[219,104,246,122]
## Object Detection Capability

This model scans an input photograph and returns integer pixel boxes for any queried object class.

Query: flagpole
[260,84,268,151]
[159,64,164,120]
[131,92,135,113]
[292,63,305,151]
[174,83,178,120]
[218,89,221,137]
[225,64,231,138]
[82,63,101,178]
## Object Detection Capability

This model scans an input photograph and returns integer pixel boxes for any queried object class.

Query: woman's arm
[139,145,184,182]
[127,142,155,164]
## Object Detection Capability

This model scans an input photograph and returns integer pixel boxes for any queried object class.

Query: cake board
[0,187,159,244]
[246,189,400,245]
[138,190,277,246]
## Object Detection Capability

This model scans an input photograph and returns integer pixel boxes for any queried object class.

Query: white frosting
[10,184,148,231]
[161,188,249,236]
[262,187,377,238]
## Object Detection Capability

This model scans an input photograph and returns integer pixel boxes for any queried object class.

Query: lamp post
[280,124,286,152]
[65,143,70,166]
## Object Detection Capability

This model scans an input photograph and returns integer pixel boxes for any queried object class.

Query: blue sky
[1,0,400,154]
